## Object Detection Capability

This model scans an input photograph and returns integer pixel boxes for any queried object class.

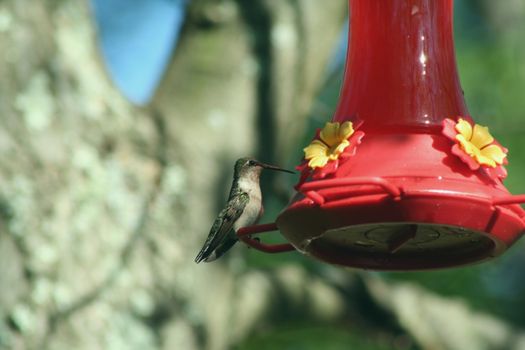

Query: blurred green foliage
[236,324,409,350]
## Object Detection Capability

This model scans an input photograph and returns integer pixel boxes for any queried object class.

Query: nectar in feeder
[238,0,525,270]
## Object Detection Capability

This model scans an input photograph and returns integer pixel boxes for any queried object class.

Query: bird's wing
[194,192,249,263]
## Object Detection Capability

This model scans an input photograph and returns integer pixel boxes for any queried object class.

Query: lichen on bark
[0,0,347,349]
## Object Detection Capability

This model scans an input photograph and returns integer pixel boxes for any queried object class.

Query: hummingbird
[195,157,294,263]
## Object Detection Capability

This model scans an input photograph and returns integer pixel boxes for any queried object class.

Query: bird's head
[234,157,294,178]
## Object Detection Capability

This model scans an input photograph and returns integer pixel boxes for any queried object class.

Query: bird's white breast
[234,177,262,231]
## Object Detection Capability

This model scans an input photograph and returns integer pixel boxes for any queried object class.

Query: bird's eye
[248,160,256,166]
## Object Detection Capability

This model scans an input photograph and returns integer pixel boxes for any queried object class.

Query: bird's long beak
[258,162,295,174]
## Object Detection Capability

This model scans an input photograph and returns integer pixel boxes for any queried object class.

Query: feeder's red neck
[334,0,468,132]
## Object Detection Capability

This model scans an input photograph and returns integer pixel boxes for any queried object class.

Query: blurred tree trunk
[0,0,346,349]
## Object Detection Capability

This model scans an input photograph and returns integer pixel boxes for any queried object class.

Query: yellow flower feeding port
[304,122,355,168]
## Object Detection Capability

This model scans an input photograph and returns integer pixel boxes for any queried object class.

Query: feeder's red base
[276,133,525,270]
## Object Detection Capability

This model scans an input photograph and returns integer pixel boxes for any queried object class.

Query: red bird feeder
[237,0,525,270]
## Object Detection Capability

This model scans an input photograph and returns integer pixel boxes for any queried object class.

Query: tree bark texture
[0,0,347,349]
